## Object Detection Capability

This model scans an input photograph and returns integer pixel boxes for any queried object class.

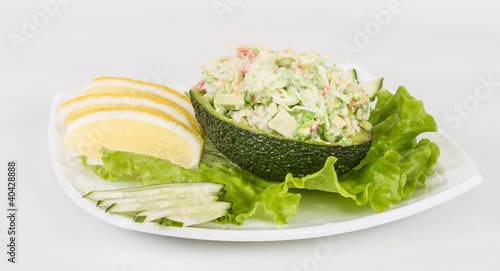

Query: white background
[1,0,499,270]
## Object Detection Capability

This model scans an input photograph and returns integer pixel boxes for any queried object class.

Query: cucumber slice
[162,209,230,227]
[134,201,232,223]
[83,182,225,200]
[96,191,220,207]
[105,196,220,213]
[85,182,231,227]
[359,78,384,99]
[344,68,358,81]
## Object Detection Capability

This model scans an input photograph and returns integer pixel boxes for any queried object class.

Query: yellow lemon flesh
[63,106,203,169]
[80,77,196,119]
[58,93,201,135]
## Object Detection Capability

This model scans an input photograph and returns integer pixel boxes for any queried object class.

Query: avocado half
[190,91,372,182]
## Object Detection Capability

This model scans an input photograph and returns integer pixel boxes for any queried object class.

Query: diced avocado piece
[331,115,347,128]
[213,93,245,109]
[359,78,383,100]
[358,120,372,131]
[190,90,372,182]
[344,68,358,81]
[268,110,298,138]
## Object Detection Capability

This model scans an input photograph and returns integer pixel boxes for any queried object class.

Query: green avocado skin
[190,91,372,182]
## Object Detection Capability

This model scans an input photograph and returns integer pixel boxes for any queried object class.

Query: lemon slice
[80,77,196,118]
[63,106,203,169]
[58,93,201,135]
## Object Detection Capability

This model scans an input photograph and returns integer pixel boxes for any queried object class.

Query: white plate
[48,64,483,242]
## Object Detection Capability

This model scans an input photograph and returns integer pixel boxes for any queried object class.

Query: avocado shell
[190,90,372,182]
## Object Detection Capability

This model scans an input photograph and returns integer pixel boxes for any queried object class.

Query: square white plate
[48,63,482,241]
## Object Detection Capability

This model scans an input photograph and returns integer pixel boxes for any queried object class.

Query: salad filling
[192,44,371,145]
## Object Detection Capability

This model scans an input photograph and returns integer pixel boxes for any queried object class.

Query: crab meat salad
[192,44,372,146]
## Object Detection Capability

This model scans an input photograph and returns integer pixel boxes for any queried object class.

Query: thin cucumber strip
[97,191,220,207]
[163,209,229,227]
[83,182,225,200]
[134,201,232,223]
[106,196,220,213]
[90,183,200,193]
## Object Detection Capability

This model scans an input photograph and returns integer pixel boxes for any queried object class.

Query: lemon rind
[59,93,201,134]
[80,77,195,118]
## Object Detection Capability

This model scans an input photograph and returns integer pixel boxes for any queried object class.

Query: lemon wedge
[58,93,201,135]
[63,106,203,169]
[80,77,196,119]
